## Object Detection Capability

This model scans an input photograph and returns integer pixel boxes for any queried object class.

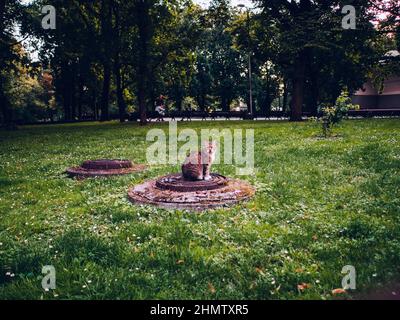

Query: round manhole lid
[128,178,255,211]
[81,159,133,170]
[155,173,228,192]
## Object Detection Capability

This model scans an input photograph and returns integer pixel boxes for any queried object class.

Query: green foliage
[318,91,360,137]
[5,68,55,123]
[190,0,246,112]
[256,0,379,116]
[1,0,395,124]
[181,96,198,111]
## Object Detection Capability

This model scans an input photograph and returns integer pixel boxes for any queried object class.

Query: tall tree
[156,1,202,111]
[134,0,153,125]
[205,0,243,112]
[259,0,378,120]
[99,0,112,121]
[230,8,281,113]
[0,0,23,128]
[112,0,128,122]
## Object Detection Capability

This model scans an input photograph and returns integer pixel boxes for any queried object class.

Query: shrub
[318,91,360,137]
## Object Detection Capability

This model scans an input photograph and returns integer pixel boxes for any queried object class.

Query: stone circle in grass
[66,159,146,179]
[127,173,255,211]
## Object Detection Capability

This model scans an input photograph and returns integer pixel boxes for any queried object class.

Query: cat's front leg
[203,165,212,180]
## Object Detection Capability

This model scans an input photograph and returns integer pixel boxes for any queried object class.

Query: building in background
[352,50,400,111]
[352,76,400,110]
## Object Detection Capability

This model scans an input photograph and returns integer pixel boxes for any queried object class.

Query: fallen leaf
[255,267,265,275]
[208,282,216,294]
[295,268,304,273]
[297,283,312,291]
[312,235,318,241]
[176,259,184,265]
[332,288,347,295]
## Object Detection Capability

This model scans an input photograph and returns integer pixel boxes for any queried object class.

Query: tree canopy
[0,0,399,127]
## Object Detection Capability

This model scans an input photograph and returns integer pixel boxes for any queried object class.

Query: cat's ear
[204,140,213,146]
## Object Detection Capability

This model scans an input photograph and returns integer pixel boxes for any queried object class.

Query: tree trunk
[221,96,229,112]
[0,75,15,129]
[282,80,288,112]
[199,93,206,111]
[138,82,147,124]
[70,67,77,120]
[100,0,112,122]
[137,61,148,126]
[263,80,271,113]
[136,0,151,125]
[149,80,158,112]
[91,90,98,120]
[175,95,183,111]
[100,63,111,121]
[0,0,15,129]
[309,73,319,116]
[113,3,127,123]
[77,75,84,120]
[62,84,71,121]
[114,58,127,122]
[290,54,306,121]
[61,63,72,121]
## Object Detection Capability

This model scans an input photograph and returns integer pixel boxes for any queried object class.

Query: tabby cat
[181,141,217,181]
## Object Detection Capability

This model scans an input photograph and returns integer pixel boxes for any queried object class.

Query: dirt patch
[350,284,400,300]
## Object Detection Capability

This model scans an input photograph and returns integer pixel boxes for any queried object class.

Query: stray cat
[182,141,217,181]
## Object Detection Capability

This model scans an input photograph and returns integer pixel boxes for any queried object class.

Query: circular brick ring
[66,159,146,179]
[81,159,133,170]
[128,173,255,211]
[155,173,228,192]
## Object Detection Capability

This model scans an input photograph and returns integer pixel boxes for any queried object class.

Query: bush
[317,91,359,137]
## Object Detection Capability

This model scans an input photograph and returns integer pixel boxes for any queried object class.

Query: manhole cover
[81,159,133,170]
[66,159,146,179]
[128,173,255,211]
[155,173,228,192]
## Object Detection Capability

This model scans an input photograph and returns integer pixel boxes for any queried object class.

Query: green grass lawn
[0,119,399,299]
